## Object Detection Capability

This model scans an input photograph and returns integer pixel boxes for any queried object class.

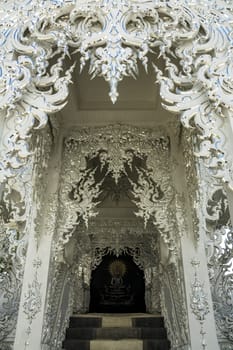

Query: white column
[0,110,6,196]
[13,135,63,350]
[170,130,220,350]
[180,235,219,350]
[224,110,233,219]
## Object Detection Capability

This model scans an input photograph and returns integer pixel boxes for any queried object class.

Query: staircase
[63,314,170,350]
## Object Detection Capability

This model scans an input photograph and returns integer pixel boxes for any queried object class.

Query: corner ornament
[190,259,210,350]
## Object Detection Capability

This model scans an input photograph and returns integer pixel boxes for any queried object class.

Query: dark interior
[89,253,146,313]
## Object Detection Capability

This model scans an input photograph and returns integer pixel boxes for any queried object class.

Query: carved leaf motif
[190,260,210,322]
[23,274,42,323]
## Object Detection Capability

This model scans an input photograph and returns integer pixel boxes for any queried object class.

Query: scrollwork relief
[57,125,176,254]
[190,259,210,350]
[0,227,26,344]
[199,167,233,348]
[181,129,200,242]
[206,225,233,349]
[0,162,33,344]
[0,126,53,344]
[90,234,157,271]
[23,273,42,323]
[1,2,233,349]
[44,124,182,348]
[23,258,42,349]
[1,0,233,188]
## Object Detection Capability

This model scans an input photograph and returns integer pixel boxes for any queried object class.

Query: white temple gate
[1,1,233,349]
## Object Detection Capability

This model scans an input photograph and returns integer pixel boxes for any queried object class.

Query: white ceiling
[59,57,175,128]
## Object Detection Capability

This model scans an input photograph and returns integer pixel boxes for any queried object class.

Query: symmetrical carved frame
[71,219,160,313]
[55,124,177,251]
[40,124,189,349]
[1,0,233,349]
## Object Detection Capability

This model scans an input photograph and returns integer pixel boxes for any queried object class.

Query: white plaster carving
[23,258,42,349]
[56,125,177,252]
[190,259,210,350]
[78,218,159,270]
[43,216,161,348]
[205,192,233,348]
[42,124,188,349]
[0,1,233,349]
[210,227,233,345]
[196,161,233,348]
[0,126,53,346]
[23,260,42,323]
[1,0,233,187]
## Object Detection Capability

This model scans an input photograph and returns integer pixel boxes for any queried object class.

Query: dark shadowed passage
[89,253,146,313]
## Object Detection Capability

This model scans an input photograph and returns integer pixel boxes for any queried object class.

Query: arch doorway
[89,253,146,313]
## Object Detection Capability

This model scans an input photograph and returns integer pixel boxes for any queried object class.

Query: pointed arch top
[1,0,233,185]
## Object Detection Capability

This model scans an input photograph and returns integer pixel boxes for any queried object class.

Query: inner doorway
[89,253,146,313]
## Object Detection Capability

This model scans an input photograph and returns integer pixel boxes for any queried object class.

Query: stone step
[69,315,164,328]
[63,338,170,350]
[132,317,164,328]
[63,314,170,350]
[69,316,102,328]
[66,327,167,340]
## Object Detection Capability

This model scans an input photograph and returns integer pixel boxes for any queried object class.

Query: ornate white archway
[1,1,233,350]
[42,124,188,349]
[1,0,233,187]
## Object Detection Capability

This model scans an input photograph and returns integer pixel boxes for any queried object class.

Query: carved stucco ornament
[22,258,42,349]
[56,125,178,253]
[1,0,233,187]
[200,174,233,349]
[190,259,210,350]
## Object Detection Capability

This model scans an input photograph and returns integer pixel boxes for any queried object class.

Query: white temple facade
[0,1,233,349]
